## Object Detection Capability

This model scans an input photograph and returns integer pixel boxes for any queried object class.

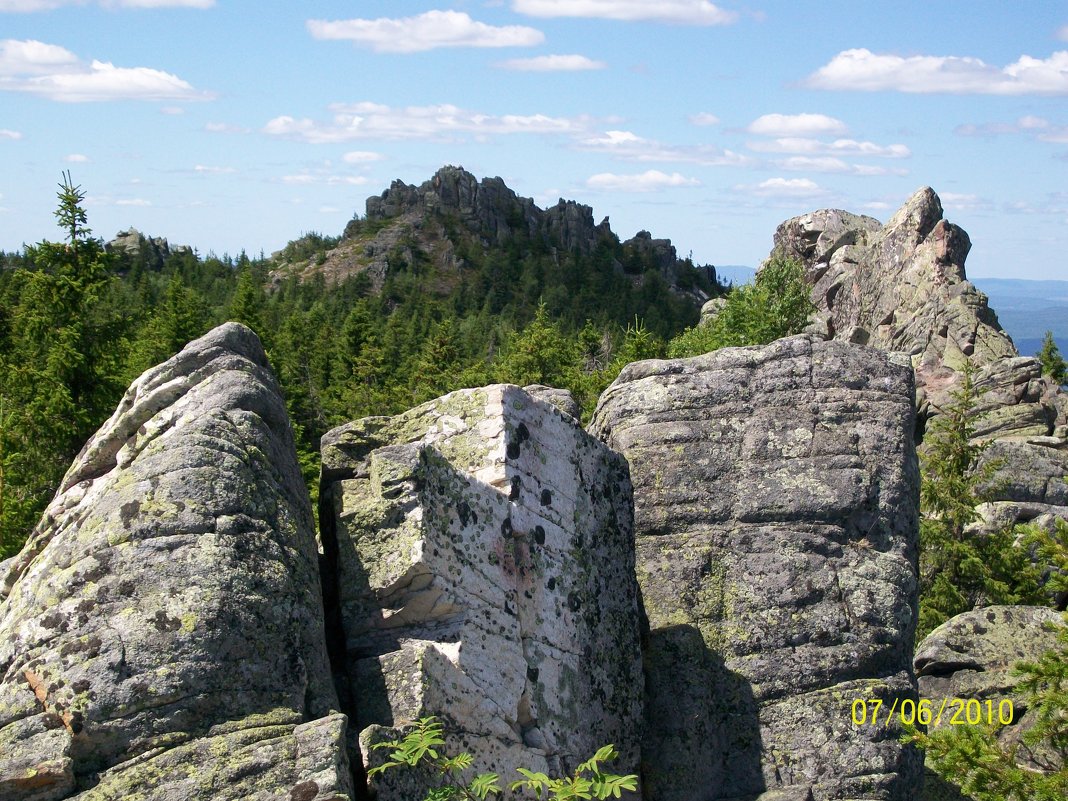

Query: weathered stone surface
[590,335,921,801]
[915,606,1066,792]
[321,384,643,799]
[0,323,353,801]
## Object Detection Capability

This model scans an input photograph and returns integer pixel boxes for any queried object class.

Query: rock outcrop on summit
[0,324,353,801]
[591,335,922,801]
[320,385,643,800]
[773,188,1068,556]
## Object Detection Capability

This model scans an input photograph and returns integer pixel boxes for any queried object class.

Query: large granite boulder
[0,323,353,801]
[590,334,922,801]
[320,384,643,799]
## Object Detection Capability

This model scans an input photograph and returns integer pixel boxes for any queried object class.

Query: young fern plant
[367,716,638,801]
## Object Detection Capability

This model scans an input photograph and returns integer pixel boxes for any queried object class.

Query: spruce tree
[1037,331,1067,386]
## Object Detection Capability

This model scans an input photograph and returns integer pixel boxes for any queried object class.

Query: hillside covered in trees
[0,167,726,557]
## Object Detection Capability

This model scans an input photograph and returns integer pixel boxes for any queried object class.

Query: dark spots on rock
[517,422,530,442]
[534,525,545,545]
[152,611,182,632]
[60,635,102,659]
[510,476,521,501]
[69,711,84,735]
[547,577,556,591]
[119,500,141,529]
[507,441,521,460]
[527,666,540,682]
[76,599,95,616]
[41,612,63,629]
[504,601,515,617]
[116,580,136,597]
[567,592,582,612]
[457,501,476,527]
[72,679,91,693]
[289,781,320,801]
[524,590,533,600]
[540,489,552,507]
[501,517,513,537]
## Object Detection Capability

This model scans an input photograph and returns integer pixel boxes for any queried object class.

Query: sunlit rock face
[321,384,643,801]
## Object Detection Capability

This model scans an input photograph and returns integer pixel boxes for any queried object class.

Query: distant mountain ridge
[971,277,1068,358]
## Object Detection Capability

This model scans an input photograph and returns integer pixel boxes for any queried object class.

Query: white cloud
[738,177,828,198]
[116,197,151,206]
[0,38,210,101]
[806,48,1068,95]
[689,112,719,126]
[342,150,384,163]
[955,115,1068,144]
[205,121,249,134]
[264,102,591,143]
[577,129,752,166]
[64,153,89,162]
[281,172,369,186]
[194,164,236,174]
[585,169,700,192]
[0,128,22,139]
[512,0,736,25]
[747,136,911,158]
[746,113,848,136]
[497,54,605,71]
[307,11,543,53]
[939,191,990,211]
[0,0,213,9]
[774,155,906,176]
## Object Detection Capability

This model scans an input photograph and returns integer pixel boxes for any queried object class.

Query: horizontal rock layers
[320,385,643,799]
[591,335,922,801]
[0,323,352,801]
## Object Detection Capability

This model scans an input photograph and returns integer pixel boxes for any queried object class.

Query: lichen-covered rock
[590,335,921,801]
[915,606,1066,796]
[321,385,643,800]
[0,323,353,801]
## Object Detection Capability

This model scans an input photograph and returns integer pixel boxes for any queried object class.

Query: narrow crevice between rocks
[317,483,370,801]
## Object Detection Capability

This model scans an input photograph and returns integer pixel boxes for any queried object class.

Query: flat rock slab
[0,323,353,801]
[321,384,643,800]
[591,335,922,801]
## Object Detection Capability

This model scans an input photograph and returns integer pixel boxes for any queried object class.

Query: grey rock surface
[0,323,353,801]
[321,385,643,800]
[591,335,922,801]
[915,606,1066,794]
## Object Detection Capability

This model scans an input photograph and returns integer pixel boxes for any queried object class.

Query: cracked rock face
[321,384,643,800]
[0,323,353,801]
[591,335,922,801]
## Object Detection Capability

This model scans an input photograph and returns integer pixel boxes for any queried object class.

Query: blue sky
[2,1,1067,279]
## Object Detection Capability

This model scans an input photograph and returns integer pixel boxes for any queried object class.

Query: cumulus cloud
[747,136,910,158]
[955,114,1068,143]
[64,153,89,162]
[342,150,384,163]
[737,177,828,198]
[0,38,210,101]
[577,129,751,166]
[307,11,543,53]
[205,121,249,134]
[512,0,736,25]
[497,54,606,71]
[805,48,1068,95]
[746,113,848,136]
[264,102,591,143]
[585,169,700,192]
[0,128,22,139]
[689,112,719,126]
[0,0,213,10]
[115,197,151,206]
[281,171,369,186]
[773,155,906,176]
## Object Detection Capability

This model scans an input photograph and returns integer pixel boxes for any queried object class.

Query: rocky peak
[105,227,192,270]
